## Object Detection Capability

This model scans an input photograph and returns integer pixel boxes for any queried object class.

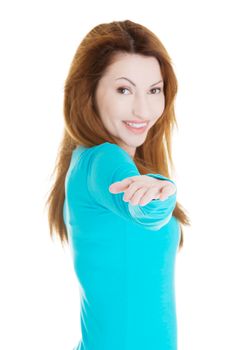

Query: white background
[1,0,234,349]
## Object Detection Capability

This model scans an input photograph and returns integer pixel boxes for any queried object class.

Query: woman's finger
[159,185,172,200]
[109,178,134,193]
[139,187,161,206]
[123,181,145,201]
[126,186,148,205]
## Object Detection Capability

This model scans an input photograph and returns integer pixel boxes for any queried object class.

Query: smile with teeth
[124,121,148,128]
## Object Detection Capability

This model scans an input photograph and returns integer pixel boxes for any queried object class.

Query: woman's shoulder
[73,142,132,161]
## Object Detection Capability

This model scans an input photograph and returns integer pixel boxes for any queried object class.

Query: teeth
[125,122,147,128]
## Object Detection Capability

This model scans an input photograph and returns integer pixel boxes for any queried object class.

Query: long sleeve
[87,142,177,230]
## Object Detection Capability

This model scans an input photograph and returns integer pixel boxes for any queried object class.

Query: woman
[46,19,190,350]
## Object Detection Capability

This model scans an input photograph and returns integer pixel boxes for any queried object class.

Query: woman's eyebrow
[115,77,163,87]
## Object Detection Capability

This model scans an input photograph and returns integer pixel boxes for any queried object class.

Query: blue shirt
[63,142,180,350]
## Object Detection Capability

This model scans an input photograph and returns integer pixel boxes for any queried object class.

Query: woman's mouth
[122,121,148,134]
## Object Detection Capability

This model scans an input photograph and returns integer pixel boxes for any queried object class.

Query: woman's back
[63,142,180,350]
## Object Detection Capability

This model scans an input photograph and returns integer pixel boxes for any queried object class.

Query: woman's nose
[132,95,150,119]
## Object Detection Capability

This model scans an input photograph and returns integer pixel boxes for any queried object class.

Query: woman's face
[95,53,165,158]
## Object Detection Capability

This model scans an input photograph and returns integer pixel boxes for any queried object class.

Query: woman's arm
[87,142,177,230]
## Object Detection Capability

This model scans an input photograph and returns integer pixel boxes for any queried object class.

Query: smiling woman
[45,19,190,350]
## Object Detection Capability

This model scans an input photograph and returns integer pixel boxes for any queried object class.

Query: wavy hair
[45,19,190,251]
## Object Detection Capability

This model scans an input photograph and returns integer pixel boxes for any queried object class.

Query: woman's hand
[109,175,176,206]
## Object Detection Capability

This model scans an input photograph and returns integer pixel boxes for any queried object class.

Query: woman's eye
[150,87,162,94]
[117,87,130,95]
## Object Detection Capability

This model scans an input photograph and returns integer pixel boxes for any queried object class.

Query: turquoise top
[63,142,180,350]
